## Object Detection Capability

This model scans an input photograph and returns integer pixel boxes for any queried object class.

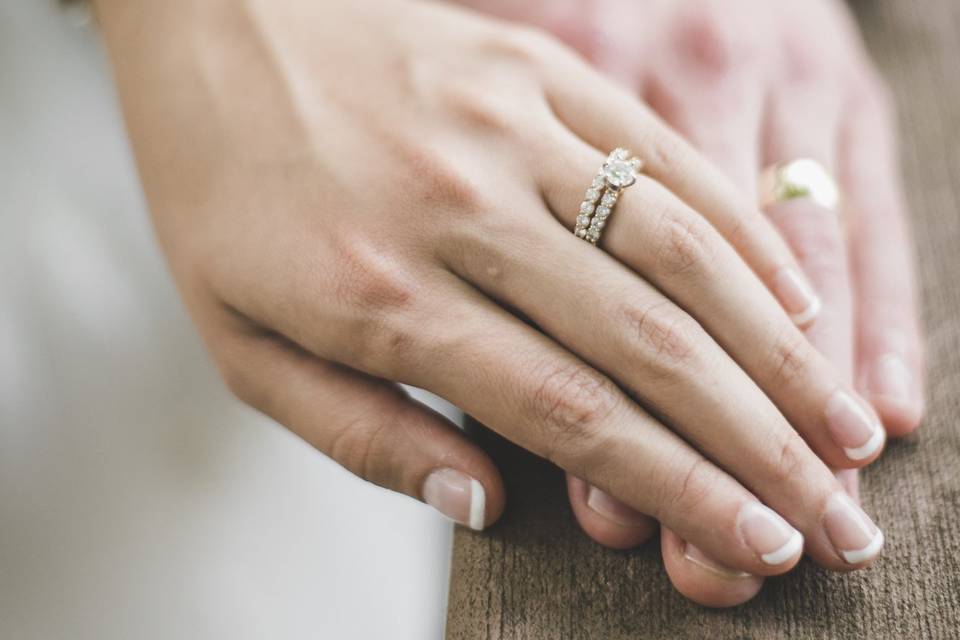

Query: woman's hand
[459,0,924,606]
[95,0,887,578]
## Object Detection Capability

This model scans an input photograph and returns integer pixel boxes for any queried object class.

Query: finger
[537,138,883,470]
[567,475,658,550]
[212,322,505,531]
[539,52,822,327]
[761,66,852,376]
[649,88,770,601]
[364,275,804,576]
[643,61,764,197]
[841,84,925,436]
[641,76,765,595]
[661,527,765,608]
[440,198,880,571]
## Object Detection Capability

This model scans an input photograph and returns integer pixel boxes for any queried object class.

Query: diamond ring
[759,158,840,211]
[574,148,643,245]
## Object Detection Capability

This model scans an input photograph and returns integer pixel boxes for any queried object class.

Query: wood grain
[446,1,960,637]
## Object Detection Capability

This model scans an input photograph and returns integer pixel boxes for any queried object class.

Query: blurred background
[0,2,454,638]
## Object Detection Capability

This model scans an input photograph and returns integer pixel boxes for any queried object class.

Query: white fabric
[0,2,452,638]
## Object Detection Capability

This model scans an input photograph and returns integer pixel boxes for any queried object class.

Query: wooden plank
[446,1,960,637]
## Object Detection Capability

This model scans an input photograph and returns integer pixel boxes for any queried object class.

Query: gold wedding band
[759,158,840,211]
[574,148,643,245]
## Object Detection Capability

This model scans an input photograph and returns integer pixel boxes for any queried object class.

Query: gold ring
[759,158,840,211]
[574,148,643,245]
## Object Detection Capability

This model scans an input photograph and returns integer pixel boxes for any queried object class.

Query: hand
[459,0,924,606]
[94,0,887,579]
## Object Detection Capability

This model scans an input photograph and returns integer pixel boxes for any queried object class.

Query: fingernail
[737,502,804,566]
[823,492,884,564]
[772,267,822,327]
[872,353,914,407]
[422,468,485,531]
[586,485,649,527]
[684,543,752,578]
[826,389,886,461]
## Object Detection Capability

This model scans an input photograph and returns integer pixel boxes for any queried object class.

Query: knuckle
[531,362,619,464]
[351,312,420,377]
[332,237,423,373]
[782,38,832,84]
[658,457,712,520]
[766,327,813,388]
[783,210,847,273]
[621,301,701,376]
[674,9,759,77]
[335,236,420,313]
[769,431,810,487]
[485,25,567,71]
[326,400,398,487]
[398,143,487,213]
[437,78,524,137]
[653,208,716,278]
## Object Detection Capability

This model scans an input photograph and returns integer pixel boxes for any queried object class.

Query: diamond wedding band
[574,148,643,245]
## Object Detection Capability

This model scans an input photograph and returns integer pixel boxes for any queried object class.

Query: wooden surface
[445,1,960,638]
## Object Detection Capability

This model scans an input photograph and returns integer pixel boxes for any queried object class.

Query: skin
[454,0,925,606]
[90,0,909,601]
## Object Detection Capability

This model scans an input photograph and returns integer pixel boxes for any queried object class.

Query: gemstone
[580,201,595,214]
[601,192,618,206]
[604,159,638,188]
[595,205,611,217]
[584,188,600,202]
[576,214,591,227]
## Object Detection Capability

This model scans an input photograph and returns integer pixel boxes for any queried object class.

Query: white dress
[0,2,453,638]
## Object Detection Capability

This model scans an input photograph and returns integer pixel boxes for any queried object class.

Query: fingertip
[566,475,658,550]
[661,529,765,608]
[872,393,925,438]
[421,462,506,531]
[863,353,925,438]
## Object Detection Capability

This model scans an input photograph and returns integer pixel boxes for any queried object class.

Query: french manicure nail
[772,267,822,327]
[423,468,485,531]
[826,389,886,461]
[586,485,649,527]
[872,353,914,407]
[737,502,804,566]
[684,543,752,578]
[823,492,884,564]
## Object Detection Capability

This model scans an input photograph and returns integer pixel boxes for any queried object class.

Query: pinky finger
[840,83,926,436]
[216,326,505,531]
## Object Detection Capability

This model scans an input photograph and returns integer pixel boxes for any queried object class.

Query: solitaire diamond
[603,159,638,188]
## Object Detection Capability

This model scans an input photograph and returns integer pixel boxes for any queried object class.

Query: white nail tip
[683,552,753,578]
[790,296,822,327]
[468,478,485,531]
[761,530,804,565]
[841,529,885,564]
[844,426,886,461]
